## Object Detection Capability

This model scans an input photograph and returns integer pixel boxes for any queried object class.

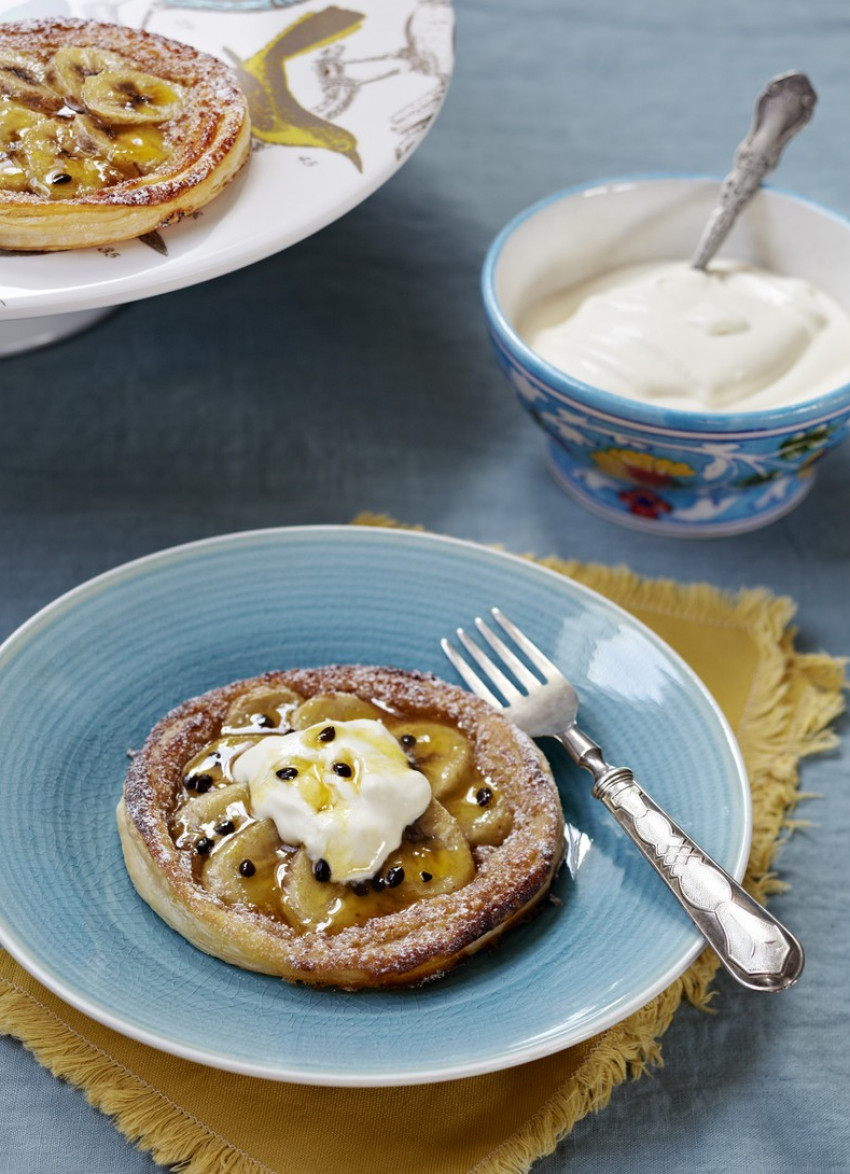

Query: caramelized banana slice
[182,733,265,788]
[0,157,27,191]
[390,718,512,844]
[224,684,303,732]
[17,117,118,196]
[0,101,41,191]
[390,796,476,898]
[0,98,43,150]
[278,848,353,931]
[392,720,472,798]
[0,51,61,114]
[46,46,128,108]
[202,817,282,908]
[279,798,475,933]
[73,115,166,176]
[290,692,387,729]
[443,783,514,848]
[172,781,250,842]
[82,67,184,125]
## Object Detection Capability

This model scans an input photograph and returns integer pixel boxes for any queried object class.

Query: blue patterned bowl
[482,176,850,536]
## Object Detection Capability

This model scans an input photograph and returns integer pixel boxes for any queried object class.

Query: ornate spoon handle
[691,71,817,271]
[559,727,804,992]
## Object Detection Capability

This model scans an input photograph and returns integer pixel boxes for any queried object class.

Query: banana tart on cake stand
[0,0,455,354]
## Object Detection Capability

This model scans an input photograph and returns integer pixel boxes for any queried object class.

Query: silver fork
[442,608,804,992]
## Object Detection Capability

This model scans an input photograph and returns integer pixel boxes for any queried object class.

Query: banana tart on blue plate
[0,17,250,251]
[117,665,566,989]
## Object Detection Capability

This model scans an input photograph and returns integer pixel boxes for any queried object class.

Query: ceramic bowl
[481,175,850,536]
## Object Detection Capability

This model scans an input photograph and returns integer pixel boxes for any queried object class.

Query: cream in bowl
[519,258,850,414]
[481,176,850,535]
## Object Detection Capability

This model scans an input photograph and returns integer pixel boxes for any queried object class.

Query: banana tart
[0,18,250,250]
[117,665,566,988]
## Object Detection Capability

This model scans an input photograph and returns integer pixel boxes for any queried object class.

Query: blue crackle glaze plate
[0,527,750,1085]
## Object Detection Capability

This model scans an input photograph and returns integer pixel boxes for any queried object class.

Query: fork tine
[474,615,541,692]
[456,626,524,704]
[440,637,503,709]
[491,608,561,681]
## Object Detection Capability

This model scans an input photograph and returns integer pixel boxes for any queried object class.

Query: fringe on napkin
[0,978,270,1174]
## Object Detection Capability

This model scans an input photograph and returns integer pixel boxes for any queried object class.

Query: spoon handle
[691,71,817,270]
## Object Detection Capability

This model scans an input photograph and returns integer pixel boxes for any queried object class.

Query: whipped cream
[232,719,432,883]
[519,260,850,411]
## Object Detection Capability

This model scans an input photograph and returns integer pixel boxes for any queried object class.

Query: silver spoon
[691,71,817,271]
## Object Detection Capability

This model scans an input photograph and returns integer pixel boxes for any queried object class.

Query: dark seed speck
[185,772,213,793]
[214,820,235,836]
[313,858,331,882]
[332,762,352,777]
[318,725,336,743]
[253,713,274,728]
[195,837,214,855]
[420,871,433,883]
[400,733,416,748]
[476,786,493,807]
[276,766,298,780]
[238,859,256,877]
[385,866,405,888]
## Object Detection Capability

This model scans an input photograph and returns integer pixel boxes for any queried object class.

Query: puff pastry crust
[117,666,566,989]
[0,18,250,250]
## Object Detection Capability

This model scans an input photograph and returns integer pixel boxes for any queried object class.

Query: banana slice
[202,817,283,909]
[16,117,117,197]
[0,98,43,151]
[73,114,165,175]
[290,692,387,729]
[279,798,475,933]
[104,124,166,174]
[0,157,28,192]
[46,46,129,109]
[0,51,61,114]
[224,684,304,732]
[444,784,514,847]
[390,796,476,899]
[278,848,352,931]
[171,780,250,842]
[82,67,184,125]
[391,720,472,799]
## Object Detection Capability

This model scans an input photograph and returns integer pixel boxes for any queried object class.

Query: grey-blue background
[1,0,847,1170]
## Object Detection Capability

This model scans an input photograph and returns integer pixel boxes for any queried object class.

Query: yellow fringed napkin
[0,526,845,1174]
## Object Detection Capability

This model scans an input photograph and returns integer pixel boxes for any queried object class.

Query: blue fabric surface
[1,0,848,1170]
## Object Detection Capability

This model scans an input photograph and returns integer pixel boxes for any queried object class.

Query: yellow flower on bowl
[591,447,696,488]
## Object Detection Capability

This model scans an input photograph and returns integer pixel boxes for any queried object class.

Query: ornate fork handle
[560,725,804,992]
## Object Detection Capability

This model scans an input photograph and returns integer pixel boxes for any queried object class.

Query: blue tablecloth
[1,1,848,1170]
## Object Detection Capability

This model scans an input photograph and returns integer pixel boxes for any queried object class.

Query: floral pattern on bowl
[497,347,850,536]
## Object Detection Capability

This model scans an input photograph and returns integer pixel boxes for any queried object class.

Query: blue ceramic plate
[0,527,750,1086]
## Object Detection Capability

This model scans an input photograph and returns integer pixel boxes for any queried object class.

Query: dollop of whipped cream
[519,260,850,411]
[232,719,432,883]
